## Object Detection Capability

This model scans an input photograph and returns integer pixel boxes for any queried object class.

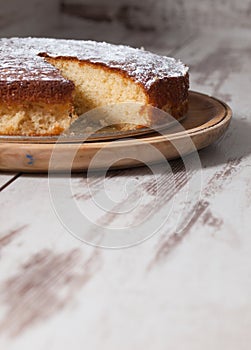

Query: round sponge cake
[0,38,189,136]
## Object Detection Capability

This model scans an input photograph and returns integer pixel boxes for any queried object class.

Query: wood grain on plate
[0,91,231,172]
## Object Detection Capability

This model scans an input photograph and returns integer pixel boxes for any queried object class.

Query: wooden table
[0,28,250,349]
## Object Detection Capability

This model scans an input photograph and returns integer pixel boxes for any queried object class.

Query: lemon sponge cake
[0,38,189,136]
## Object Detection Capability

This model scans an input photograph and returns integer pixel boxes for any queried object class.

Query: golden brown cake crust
[0,79,74,105]
[147,74,189,109]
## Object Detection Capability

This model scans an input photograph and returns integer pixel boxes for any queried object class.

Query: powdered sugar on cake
[0,38,188,89]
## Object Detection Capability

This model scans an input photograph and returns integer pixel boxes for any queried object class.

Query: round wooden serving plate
[0,91,232,172]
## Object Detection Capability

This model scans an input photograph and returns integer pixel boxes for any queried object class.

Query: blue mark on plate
[26,154,34,165]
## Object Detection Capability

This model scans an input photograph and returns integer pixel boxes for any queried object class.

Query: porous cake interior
[45,57,150,129]
[0,102,76,136]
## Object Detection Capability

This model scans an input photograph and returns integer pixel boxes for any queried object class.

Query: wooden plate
[0,91,232,172]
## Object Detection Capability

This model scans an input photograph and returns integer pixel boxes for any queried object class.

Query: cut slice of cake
[0,38,189,136]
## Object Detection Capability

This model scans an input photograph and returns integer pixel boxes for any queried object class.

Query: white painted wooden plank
[0,0,60,37]
[0,29,251,349]
[0,163,250,349]
[0,174,19,190]
[61,0,251,31]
